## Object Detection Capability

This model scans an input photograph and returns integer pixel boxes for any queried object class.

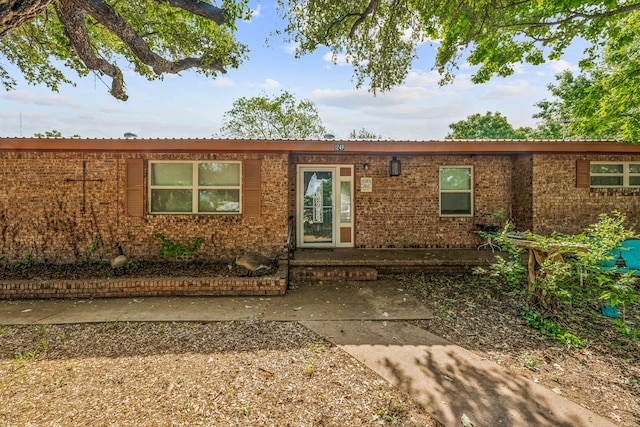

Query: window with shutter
[243,160,261,218]
[576,160,590,188]
[125,159,144,217]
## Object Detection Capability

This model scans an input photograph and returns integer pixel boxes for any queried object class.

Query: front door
[298,165,353,247]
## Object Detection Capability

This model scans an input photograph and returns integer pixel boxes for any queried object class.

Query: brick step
[289,266,378,282]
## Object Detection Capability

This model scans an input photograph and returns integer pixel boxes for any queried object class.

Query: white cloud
[0,90,81,108]
[322,52,351,67]
[259,78,280,89]
[282,42,298,55]
[547,59,579,74]
[479,80,538,100]
[251,4,262,18]
[210,77,235,87]
[405,70,441,87]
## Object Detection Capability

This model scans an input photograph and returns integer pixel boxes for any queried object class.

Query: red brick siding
[291,154,513,248]
[511,154,534,231]
[0,275,287,299]
[532,154,640,235]
[0,152,289,264]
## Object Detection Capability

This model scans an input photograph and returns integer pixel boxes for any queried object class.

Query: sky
[0,1,582,141]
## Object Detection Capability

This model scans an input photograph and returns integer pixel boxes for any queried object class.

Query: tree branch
[0,0,55,38]
[349,0,378,38]
[57,0,127,100]
[158,0,226,26]
[78,0,226,74]
[55,0,229,100]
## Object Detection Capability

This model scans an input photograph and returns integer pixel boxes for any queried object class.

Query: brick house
[1,137,639,266]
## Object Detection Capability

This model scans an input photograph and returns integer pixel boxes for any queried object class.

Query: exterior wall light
[363,162,370,171]
[389,156,401,176]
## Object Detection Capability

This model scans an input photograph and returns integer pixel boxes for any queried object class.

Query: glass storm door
[298,166,353,248]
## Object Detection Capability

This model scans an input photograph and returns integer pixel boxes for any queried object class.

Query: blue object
[620,240,640,270]
[601,303,619,318]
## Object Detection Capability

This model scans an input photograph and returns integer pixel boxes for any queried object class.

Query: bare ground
[399,273,640,427]
[1,263,639,426]
[0,321,438,426]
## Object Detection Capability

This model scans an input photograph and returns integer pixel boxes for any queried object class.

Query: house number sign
[361,177,372,192]
[334,144,345,151]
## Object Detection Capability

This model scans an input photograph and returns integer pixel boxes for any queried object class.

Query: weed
[376,399,406,424]
[84,235,99,266]
[15,254,34,270]
[304,360,315,376]
[35,324,48,336]
[309,342,325,351]
[60,331,66,341]
[65,362,77,371]
[157,324,167,334]
[153,233,204,263]
[105,316,121,331]
[522,306,586,348]
[0,325,7,336]
[45,378,66,392]
[126,260,140,271]
[524,358,540,371]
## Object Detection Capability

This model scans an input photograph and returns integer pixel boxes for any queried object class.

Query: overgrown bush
[486,211,639,339]
[153,233,204,263]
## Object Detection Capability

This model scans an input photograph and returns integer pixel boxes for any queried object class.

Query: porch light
[389,156,401,176]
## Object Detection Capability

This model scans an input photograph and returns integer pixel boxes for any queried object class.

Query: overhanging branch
[55,0,227,100]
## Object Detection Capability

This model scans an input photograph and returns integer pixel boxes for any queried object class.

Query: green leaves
[445,111,533,140]
[220,90,327,139]
[1,0,251,99]
[278,0,640,97]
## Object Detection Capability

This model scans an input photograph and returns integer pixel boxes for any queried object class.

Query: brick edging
[0,266,288,299]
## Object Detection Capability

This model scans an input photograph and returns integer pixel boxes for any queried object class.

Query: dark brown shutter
[243,160,261,218]
[576,159,590,188]
[125,159,144,217]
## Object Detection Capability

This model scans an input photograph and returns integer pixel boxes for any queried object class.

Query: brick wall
[3,149,639,269]
[0,271,288,299]
[512,154,533,231]
[532,154,640,235]
[291,153,514,249]
[0,151,289,264]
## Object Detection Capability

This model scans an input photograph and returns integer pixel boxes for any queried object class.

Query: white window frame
[149,160,242,214]
[439,166,474,217]
[590,161,640,188]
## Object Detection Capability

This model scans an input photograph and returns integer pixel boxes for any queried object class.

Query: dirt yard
[401,273,640,427]
[0,262,638,426]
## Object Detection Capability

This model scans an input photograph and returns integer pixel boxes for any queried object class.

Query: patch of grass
[105,316,121,331]
[304,359,316,376]
[522,306,586,348]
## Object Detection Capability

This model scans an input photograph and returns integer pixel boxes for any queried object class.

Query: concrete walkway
[0,280,616,427]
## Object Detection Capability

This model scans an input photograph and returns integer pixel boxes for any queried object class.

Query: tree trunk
[0,0,54,37]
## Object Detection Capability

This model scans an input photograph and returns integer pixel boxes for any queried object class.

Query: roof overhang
[0,138,639,155]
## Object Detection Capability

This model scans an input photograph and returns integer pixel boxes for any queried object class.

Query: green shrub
[153,233,204,263]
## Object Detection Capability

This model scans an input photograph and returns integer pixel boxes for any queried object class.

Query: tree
[446,112,532,140]
[220,91,326,139]
[0,0,251,100]
[530,71,595,140]
[530,12,640,143]
[348,127,384,140]
[34,130,62,137]
[279,1,640,93]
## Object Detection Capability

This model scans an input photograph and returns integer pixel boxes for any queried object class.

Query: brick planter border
[0,266,287,300]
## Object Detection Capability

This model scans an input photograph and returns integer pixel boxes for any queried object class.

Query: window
[590,162,640,188]
[440,166,473,216]
[149,161,241,213]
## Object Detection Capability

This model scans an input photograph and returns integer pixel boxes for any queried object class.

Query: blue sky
[0,1,581,140]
